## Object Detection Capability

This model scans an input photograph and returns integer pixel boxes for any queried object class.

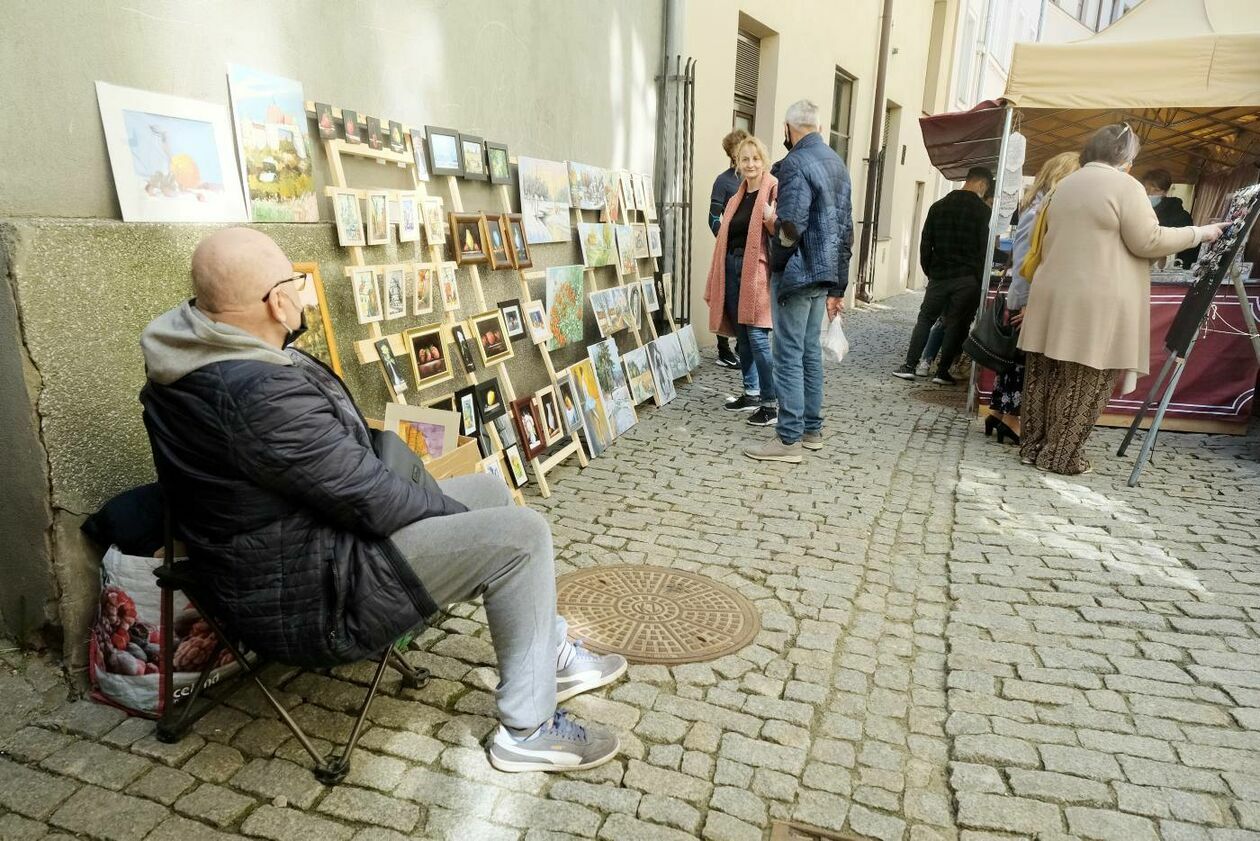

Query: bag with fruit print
[88,545,241,716]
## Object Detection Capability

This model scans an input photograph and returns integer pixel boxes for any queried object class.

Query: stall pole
[966,105,1013,414]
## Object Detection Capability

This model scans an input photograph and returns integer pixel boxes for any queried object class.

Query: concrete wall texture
[0,0,664,661]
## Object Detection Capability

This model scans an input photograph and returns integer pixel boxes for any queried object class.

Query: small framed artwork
[647,223,663,257]
[468,309,515,366]
[425,125,463,177]
[451,321,477,372]
[536,386,564,446]
[476,453,509,486]
[660,271,673,304]
[404,323,454,391]
[290,261,343,377]
[486,141,511,185]
[643,175,658,221]
[503,443,529,488]
[428,395,457,412]
[474,376,507,422]
[388,120,406,154]
[414,263,435,315]
[366,116,384,150]
[632,173,648,212]
[524,299,550,344]
[348,266,383,324]
[342,109,362,144]
[512,396,547,460]
[438,262,461,311]
[366,190,390,245]
[455,385,479,436]
[642,276,660,312]
[384,403,461,462]
[374,337,408,396]
[314,103,337,139]
[618,171,636,212]
[556,374,581,436]
[632,224,650,259]
[589,289,613,338]
[482,213,513,270]
[622,345,655,406]
[499,298,526,341]
[614,224,636,275]
[450,212,488,266]
[383,265,408,320]
[422,199,446,245]
[331,189,365,247]
[408,129,430,181]
[398,192,420,242]
[459,134,487,181]
[506,213,532,269]
[627,282,643,330]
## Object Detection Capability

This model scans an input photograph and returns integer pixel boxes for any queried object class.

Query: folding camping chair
[152,508,430,786]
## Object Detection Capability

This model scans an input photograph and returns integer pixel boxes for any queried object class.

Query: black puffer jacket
[139,302,465,666]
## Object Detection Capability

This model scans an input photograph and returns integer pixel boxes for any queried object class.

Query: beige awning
[1004,0,1260,181]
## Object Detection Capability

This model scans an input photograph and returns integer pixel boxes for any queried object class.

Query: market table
[974,277,1260,434]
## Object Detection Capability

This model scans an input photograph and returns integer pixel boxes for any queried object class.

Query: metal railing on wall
[655,55,696,328]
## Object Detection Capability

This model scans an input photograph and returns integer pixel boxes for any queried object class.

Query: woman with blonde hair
[1016,124,1226,474]
[985,151,1080,444]
[703,135,780,427]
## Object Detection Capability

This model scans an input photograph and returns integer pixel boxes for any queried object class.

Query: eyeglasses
[262,273,308,303]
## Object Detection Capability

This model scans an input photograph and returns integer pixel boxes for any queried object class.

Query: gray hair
[785,99,821,131]
[1079,123,1141,168]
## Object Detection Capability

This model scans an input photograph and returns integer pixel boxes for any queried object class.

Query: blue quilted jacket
[770,132,854,299]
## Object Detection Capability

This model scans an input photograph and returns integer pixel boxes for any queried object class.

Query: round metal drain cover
[556,565,761,665]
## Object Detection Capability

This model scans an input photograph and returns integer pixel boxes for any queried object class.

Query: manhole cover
[556,565,760,664]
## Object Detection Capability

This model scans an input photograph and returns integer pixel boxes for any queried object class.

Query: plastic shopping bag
[821,315,849,363]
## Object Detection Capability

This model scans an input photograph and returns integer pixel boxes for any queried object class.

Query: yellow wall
[682,0,956,345]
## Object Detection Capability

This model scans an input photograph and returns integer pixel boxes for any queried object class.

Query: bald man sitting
[140,228,624,773]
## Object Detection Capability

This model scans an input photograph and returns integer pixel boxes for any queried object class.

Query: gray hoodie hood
[141,300,294,385]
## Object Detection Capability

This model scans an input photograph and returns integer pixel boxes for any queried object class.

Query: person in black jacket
[140,228,624,773]
[893,167,994,385]
[1142,168,1200,269]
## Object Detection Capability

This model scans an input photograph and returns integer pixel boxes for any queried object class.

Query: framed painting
[506,213,532,269]
[568,359,612,457]
[679,324,702,371]
[95,82,247,223]
[589,289,613,338]
[642,276,660,312]
[384,403,461,462]
[606,286,631,333]
[499,298,526,341]
[365,116,384,150]
[413,263,435,315]
[348,266,383,324]
[382,264,408,320]
[474,376,507,422]
[374,336,408,396]
[622,345,656,406]
[366,190,390,245]
[422,198,446,245]
[438,262,461,311]
[290,261,343,377]
[227,65,316,222]
[587,337,638,437]
[645,339,678,405]
[632,224,650,259]
[404,323,454,391]
[524,299,550,345]
[451,321,477,372]
[408,128,430,181]
[450,212,488,266]
[486,141,511,185]
[614,224,636,274]
[331,190,365,247]
[556,374,581,437]
[314,102,336,140]
[511,396,547,460]
[567,161,608,210]
[647,223,663,257]
[428,395,457,412]
[601,178,622,224]
[468,309,515,366]
[618,171,636,212]
[425,125,464,177]
[476,453,510,486]
[482,213,513,270]
[454,385,479,436]
[503,443,529,488]
[577,222,616,268]
[627,282,643,329]
[545,265,585,350]
[517,156,572,244]
[388,120,406,154]
[398,192,421,242]
[536,386,565,445]
[342,109,361,144]
[642,175,658,221]
[459,134,487,181]
[632,173,649,212]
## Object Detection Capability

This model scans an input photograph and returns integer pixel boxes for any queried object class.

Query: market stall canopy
[1006,0,1260,181]
[918,100,1008,182]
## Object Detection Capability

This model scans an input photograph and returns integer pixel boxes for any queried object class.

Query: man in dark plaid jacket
[744,99,853,464]
[893,166,994,385]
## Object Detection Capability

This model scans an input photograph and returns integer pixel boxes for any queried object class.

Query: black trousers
[904,275,982,373]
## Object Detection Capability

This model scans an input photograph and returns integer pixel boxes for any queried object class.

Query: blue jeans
[725,251,763,397]
[922,318,945,363]
[771,280,826,444]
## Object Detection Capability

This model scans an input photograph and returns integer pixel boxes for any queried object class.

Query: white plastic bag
[822,315,849,363]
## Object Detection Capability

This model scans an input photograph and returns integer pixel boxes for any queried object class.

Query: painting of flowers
[545,265,585,351]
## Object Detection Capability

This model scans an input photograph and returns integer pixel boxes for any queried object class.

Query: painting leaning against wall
[226,65,318,222]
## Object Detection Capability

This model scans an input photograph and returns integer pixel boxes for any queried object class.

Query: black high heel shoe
[984,416,1001,437]
[996,422,1021,445]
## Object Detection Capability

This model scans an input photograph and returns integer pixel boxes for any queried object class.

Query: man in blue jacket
[140,228,624,773]
[745,100,853,464]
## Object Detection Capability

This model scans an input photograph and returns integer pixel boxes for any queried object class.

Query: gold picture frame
[467,308,515,366]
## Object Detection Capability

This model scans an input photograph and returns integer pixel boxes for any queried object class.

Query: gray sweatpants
[390,473,560,732]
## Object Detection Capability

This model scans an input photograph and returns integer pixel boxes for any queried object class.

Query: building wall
[682,0,952,336]
[0,0,664,658]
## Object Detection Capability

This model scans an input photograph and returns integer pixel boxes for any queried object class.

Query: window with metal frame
[733,30,759,133]
[829,68,855,164]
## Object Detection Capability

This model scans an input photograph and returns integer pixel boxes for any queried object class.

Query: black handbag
[371,428,443,498]
[964,297,1020,374]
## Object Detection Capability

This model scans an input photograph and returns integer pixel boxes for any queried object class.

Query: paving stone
[956,792,1064,835]
[48,785,167,841]
[954,733,1039,768]
[440,746,547,794]
[0,756,79,819]
[1007,769,1113,805]
[317,785,420,833]
[598,813,696,841]
[37,701,126,738]
[0,813,46,841]
[710,786,766,827]
[549,780,640,815]
[849,803,907,841]
[701,810,763,841]
[394,766,500,817]
[1040,745,1124,781]
[791,790,850,833]
[638,793,702,833]
[0,726,73,762]
[100,717,156,748]
[240,804,354,841]
[126,764,196,806]
[1065,807,1160,841]
[183,742,246,783]
[623,759,712,805]
[145,815,243,841]
[423,808,520,841]
[230,757,324,809]
[131,732,206,766]
[491,791,601,836]
[358,726,443,764]
[174,782,254,827]
[718,733,806,775]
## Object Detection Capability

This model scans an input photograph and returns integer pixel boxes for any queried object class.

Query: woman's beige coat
[1018,162,1198,375]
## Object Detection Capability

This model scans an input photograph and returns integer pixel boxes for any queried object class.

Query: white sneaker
[915,360,931,377]
[488,710,619,773]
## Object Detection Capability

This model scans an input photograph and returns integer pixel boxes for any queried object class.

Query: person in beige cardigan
[1017,124,1226,475]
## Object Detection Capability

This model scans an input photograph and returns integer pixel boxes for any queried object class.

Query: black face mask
[783,126,794,152]
[282,307,308,348]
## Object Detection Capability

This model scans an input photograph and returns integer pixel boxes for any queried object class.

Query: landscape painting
[545,265,585,351]
[587,338,638,437]
[518,156,572,244]
[226,65,317,222]
[567,161,608,210]
[577,222,617,268]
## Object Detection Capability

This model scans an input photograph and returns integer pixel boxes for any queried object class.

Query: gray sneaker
[801,431,824,451]
[488,710,619,773]
[743,438,803,464]
[556,642,627,703]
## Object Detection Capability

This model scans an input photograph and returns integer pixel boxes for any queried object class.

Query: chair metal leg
[155,638,224,743]
[388,647,430,689]
[314,652,392,786]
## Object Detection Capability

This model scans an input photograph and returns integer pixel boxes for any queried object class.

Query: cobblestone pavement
[1,293,1258,841]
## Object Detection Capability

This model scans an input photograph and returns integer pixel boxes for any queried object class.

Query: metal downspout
[855,0,895,302]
